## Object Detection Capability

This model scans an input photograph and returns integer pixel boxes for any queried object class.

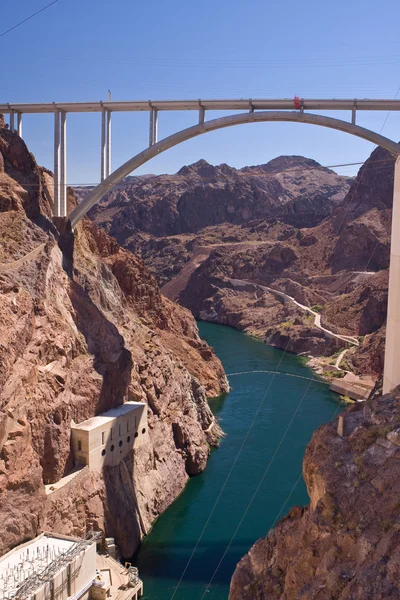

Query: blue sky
[2,0,400,182]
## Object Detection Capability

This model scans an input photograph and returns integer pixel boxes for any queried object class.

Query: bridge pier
[9,109,15,132]
[60,111,67,216]
[17,112,22,137]
[53,110,67,218]
[101,108,111,181]
[54,110,60,216]
[106,109,111,177]
[384,156,400,394]
[199,105,205,124]
[153,109,158,145]
[149,108,158,146]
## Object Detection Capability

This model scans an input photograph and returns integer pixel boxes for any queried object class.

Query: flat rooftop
[0,533,86,599]
[71,402,146,432]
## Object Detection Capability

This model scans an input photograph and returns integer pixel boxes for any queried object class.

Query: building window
[78,440,82,452]
[127,421,129,432]
[110,428,113,441]
[110,444,115,452]
[101,432,105,445]
[142,428,146,434]
[127,436,131,443]
[101,449,106,457]
[119,424,121,436]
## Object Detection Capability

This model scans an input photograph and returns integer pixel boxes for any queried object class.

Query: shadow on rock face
[54,217,75,278]
[68,277,133,414]
[102,454,144,557]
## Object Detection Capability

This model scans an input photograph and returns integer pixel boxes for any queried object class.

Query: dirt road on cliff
[161,241,272,301]
[229,278,359,347]
[162,244,361,349]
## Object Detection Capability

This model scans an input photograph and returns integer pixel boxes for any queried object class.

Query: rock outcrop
[85,155,350,237]
[88,148,392,375]
[229,390,400,599]
[0,121,228,557]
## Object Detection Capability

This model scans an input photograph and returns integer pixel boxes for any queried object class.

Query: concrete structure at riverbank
[71,402,148,471]
[330,372,375,401]
[0,532,143,600]
[0,532,96,600]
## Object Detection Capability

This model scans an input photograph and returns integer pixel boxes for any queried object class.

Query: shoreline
[197,318,376,401]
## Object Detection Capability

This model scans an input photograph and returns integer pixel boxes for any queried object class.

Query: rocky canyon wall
[0,122,228,557]
[229,389,400,600]
[88,148,394,378]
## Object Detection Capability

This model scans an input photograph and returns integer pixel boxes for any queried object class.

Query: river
[134,322,342,600]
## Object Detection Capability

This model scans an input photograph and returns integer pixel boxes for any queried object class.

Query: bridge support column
[106,109,111,177]
[149,108,154,146]
[9,110,15,132]
[17,113,23,137]
[384,156,400,394]
[153,109,158,145]
[60,111,67,217]
[101,108,111,180]
[101,108,106,181]
[199,106,205,124]
[53,110,61,217]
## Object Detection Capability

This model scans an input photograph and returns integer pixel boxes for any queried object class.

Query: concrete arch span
[68,109,400,396]
[68,110,400,228]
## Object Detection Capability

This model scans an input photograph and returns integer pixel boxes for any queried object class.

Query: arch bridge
[1,97,400,394]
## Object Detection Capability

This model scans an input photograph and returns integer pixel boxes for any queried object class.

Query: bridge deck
[2,98,400,114]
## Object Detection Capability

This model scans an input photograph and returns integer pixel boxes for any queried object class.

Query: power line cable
[173,137,395,597]
[169,337,293,600]
[0,0,59,38]
[263,399,345,583]
[377,83,400,135]
[342,83,400,273]
[334,84,400,238]
[1,158,395,189]
[199,380,313,599]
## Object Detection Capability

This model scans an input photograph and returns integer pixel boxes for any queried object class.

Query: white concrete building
[71,402,148,471]
[0,533,96,600]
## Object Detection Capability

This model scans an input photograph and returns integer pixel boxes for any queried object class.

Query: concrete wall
[71,405,148,471]
[69,544,96,598]
[31,543,96,600]
[34,582,51,600]
[46,466,90,502]
[53,564,68,600]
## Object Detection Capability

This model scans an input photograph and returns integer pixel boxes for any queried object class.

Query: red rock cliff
[229,390,400,599]
[0,122,228,557]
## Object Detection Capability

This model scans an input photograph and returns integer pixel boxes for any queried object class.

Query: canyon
[0,117,228,558]
[85,146,400,598]
[229,390,400,600]
[88,148,394,382]
[2,115,400,599]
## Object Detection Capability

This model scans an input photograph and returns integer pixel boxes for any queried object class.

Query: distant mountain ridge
[84,155,351,238]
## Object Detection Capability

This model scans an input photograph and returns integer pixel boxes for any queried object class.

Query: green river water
[134,322,342,600]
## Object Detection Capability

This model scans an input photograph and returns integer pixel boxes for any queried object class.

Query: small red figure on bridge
[294,96,301,110]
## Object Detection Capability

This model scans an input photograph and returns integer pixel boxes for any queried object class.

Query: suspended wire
[361,84,400,273]
[227,370,329,384]
[0,157,396,189]
[21,49,400,69]
[169,337,293,600]
[335,82,400,239]
[0,1,59,38]
[267,398,344,557]
[189,109,394,599]
[168,130,393,599]
[199,380,313,599]
[379,84,400,135]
